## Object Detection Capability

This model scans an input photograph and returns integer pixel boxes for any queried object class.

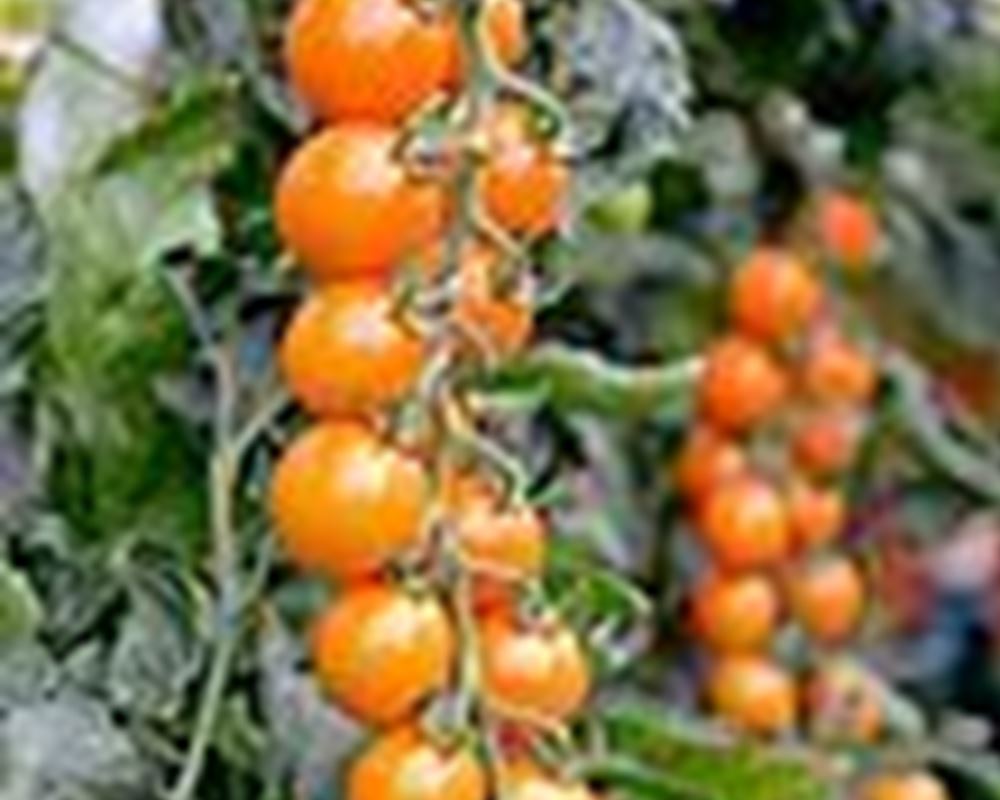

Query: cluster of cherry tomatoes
[677,192,948,799]
[267,0,599,797]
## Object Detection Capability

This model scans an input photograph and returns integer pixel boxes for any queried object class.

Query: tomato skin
[787,479,846,553]
[729,247,821,344]
[280,281,425,417]
[792,409,863,478]
[802,328,878,407]
[478,103,569,238]
[805,659,882,745]
[699,336,788,433]
[699,477,791,572]
[816,191,880,272]
[858,772,949,800]
[479,612,590,723]
[275,126,446,281]
[708,655,797,735]
[285,0,450,124]
[311,583,455,725]
[348,726,487,800]
[501,759,599,800]
[789,556,865,645]
[690,572,780,654]
[270,422,429,579]
[446,0,526,86]
[675,427,748,506]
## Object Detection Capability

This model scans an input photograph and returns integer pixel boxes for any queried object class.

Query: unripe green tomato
[587,182,653,234]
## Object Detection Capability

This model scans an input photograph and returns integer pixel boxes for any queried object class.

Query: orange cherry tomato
[270,421,429,579]
[479,612,590,723]
[285,0,450,124]
[501,759,599,800]
[792,409,864,478]
[275,125,446,281]
[707,655,797,736]
[816,190,880,272]
[446,0,526,86]
[690,571,780,654]
[699,477,791,572]
[348,726,487,800]
[787,478,846,552]
[280,281,425,417]
[858,772,949,800]
[729,247,822,344]
[674,426,749,505]
[310,582,455,725]
[478,103,569,238]
[789,556,866,645]
[699,336,788,433]
[801,327,878,407]
[805,659,883,745]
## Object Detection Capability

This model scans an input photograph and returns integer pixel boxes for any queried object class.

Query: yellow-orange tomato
[270,421,428,578]
[674,427,749,505]
[478,103,569,238]
[310,583,454,725]
[280,281,425,416]
[816,190,880,272]
[690,572,780,654]
[285,0,450,124]
[708,655,797,735]
[699,336,788,433]
[348,726,487,800]
[446,0,526,86]
[417,242,533,356]
[858,772,949,800]
[445,474,545,601]
[275,125,445,281]
[805,659,882,744]
[792,409,864,478]
[787,479,846,553]
[729,247,822,343]
[802,328,878,406]
[501,760,599,800]
[699,477,790,572]
[480,612,589,723]
[789,556,865,645]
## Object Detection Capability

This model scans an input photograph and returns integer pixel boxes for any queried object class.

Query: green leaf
[0,559,42,644]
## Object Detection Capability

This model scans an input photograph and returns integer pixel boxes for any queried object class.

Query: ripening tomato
[445,0,526,86]
[417,241,533,356]
[707,655,797,735]
[280,281,425,416]
[674,426,749,505]
[787,479,846,553]
[478,103,569,238]
[791,409,864,478]
[789,556,865,645]
[445,473,545,607]
[501,759,599,800]
[698,477,790,572]
[699,336,789,433]
[690,572,780,654]
[270,421,429,578]
[857,772,949,800]
[805,659,883,745]
[729,247,822,343]
[816,190,880,272]
[310,583,455,725]
[348,726,487,800]
[480,612,589,723]
[801,328,878,407]
[285,0,450,124]
[275,125,446,281]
